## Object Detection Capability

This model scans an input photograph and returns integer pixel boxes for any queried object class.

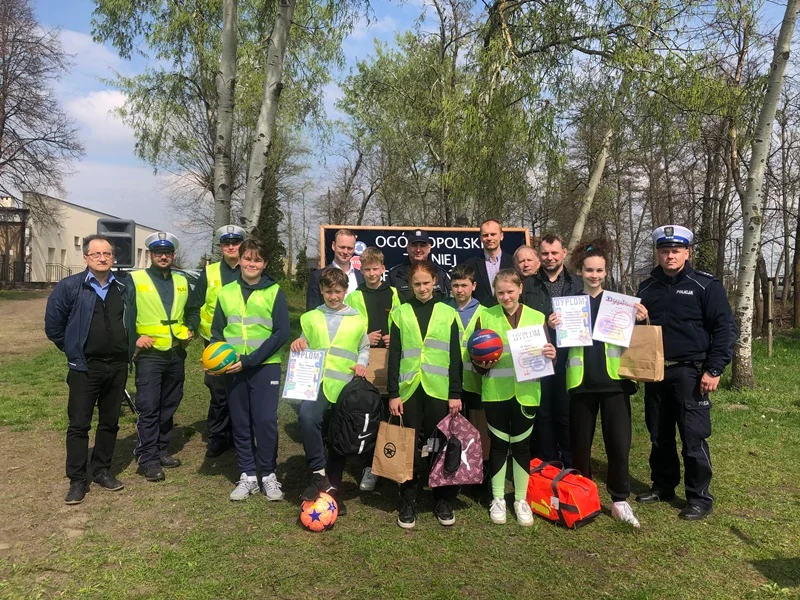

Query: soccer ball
[299,492,338,532]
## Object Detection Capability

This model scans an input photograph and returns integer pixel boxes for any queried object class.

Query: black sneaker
[205,442,229,458]
[160,455,181,469]
[93,470,124,491]
[142,463,165,482]
[64,480,90,505]
[397,500,416,529]
[333,495,347,517]
[435,499,455,526]
[300,473,335,501]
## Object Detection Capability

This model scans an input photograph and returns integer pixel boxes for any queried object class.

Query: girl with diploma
[547,240,647,528]
[474,269,556,526]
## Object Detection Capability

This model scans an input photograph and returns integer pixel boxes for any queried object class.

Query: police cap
[215,225,246,245]
[652,225,693,248]
[145,231,179,252]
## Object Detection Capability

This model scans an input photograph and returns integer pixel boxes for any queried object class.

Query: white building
[0,193,160,283]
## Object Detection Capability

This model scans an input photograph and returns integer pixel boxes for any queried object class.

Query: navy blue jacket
[637,263,736,373]
[44,269,135,372]
[306,264,365,311]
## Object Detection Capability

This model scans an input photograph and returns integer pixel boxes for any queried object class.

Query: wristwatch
[706,368,722,377]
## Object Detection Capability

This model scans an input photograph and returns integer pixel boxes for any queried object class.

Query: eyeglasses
[152,250,174,257]
[85,252,113,259]
[220,240,242,247]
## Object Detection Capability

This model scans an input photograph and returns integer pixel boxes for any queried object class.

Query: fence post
[768,280,774,358]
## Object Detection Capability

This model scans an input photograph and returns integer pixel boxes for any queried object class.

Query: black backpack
[328,377,383,456]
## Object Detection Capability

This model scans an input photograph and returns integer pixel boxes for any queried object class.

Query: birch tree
[731,0,800,390]
[212,0,238,243]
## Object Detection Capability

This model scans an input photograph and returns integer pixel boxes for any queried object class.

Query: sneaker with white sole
[230,473,259,501]
[513,499,534,526]
[359,467,378,492]
[489,497,507,524]
[262,473,284,501]
[611,501,641,529]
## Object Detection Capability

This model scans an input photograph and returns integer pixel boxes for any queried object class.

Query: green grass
[0,289,48,301]
[1,293,799,599]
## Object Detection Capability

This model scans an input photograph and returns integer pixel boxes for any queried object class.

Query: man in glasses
[186,225,245,458]
[46,234,134,504]
[129,232,197,482]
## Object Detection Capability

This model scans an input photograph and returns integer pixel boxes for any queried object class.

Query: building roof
[21,192,162,232]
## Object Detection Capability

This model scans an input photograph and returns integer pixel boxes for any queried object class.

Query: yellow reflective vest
[198,262,223,340]
[301,309,368,403]
[456,305,484,394]
[566,344,623,390]
[344,286,400,331]
[480,304,546,406]
[217,281,281,364]
[394,302,457,401]
[130,269,190,351]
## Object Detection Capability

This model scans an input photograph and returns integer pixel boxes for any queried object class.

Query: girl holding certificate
[547,240,647,528]
[474,269,556,526]
[210,240,290,502]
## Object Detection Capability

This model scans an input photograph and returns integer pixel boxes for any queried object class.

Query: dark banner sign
[320,225,530,271]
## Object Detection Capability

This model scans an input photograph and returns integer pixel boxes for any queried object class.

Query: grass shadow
[751,558,800,588]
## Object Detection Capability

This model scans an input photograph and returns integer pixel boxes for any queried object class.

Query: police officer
[388,229,451,303]
[130,232,197,482]
[186,225,245,458]
[636,225,735,521]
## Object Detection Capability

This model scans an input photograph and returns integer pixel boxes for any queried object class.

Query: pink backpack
[428,413,484,487]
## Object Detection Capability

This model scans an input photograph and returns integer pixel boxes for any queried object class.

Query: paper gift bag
[371,416,415,483]
[618,319,664,382]
[366,347,388,396]
[468,409,491,461]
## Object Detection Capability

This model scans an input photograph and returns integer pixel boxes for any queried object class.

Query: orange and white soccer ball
[299,492,338,532]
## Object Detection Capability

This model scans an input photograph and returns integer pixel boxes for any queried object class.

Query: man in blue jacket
[636,225,736,521]
[45,234,135,505]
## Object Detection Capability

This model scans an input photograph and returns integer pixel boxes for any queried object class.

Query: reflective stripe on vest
[566,343,623,390]
[479,304,545,406]
[456,305,484,394]
[130,270,190,351]
[395,302,456,401]
[301,309,367,403]
[198,262,223,340]
[344,287,401,331]
[218,282,281,364]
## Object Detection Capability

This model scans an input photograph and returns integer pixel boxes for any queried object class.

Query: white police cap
[145,231,179,251]
[652,225,693,248]
[215,225,246,244]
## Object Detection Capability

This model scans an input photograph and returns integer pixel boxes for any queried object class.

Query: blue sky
[32,0,427,259]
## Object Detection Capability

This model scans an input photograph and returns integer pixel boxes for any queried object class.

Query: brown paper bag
[468,409,491,461]
[366,347,388,396]
[618,319,664,382]
[371,416,415,483]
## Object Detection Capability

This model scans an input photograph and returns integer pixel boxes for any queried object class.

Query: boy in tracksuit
[344,247,399,491]
[291,267,370,515]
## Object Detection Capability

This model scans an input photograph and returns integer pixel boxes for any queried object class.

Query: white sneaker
[359,467,378,492]
[514,499,534,526]
[489,497,507,524]
[611,501,641,529]
[230,473,259,501]
[262,473,284,501]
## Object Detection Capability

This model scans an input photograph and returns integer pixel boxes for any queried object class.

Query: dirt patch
[0,293,50,363]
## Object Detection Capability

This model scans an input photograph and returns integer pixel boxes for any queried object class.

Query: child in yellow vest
[387,261,462,529]
[344,247,400,492]
[291,267,370,514]
[474,269,556,526]
[547,240,645,528]
[210,240,289,502]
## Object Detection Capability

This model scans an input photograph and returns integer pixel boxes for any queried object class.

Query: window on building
[47,247,55,263]
[74,236,81,250]
[60,249,67,265]
[137,248,143,266]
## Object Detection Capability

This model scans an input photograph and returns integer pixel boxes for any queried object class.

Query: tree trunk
[754,257,763,336]
[241,0,296,230]
[212,0,238,254]
[732,0,800,390]
[568,125,613,252]
[794,216,800,327]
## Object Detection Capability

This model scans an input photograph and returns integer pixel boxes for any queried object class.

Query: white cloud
[348,15,398,41]
[67,90,135,155]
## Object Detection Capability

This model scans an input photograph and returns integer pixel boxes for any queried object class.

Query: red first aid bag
[526,459,601,529]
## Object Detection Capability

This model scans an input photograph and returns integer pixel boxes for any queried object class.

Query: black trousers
[399,388,458,503]
[66,361,128,482]
[644,363,713,508]
[533,371,572,465]
[134,348,186,467]
[203,339,231,446]
[570,391,632,501]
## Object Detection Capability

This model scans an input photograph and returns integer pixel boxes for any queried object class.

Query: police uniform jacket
[637,263,735,373]
[388,259,451,303]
